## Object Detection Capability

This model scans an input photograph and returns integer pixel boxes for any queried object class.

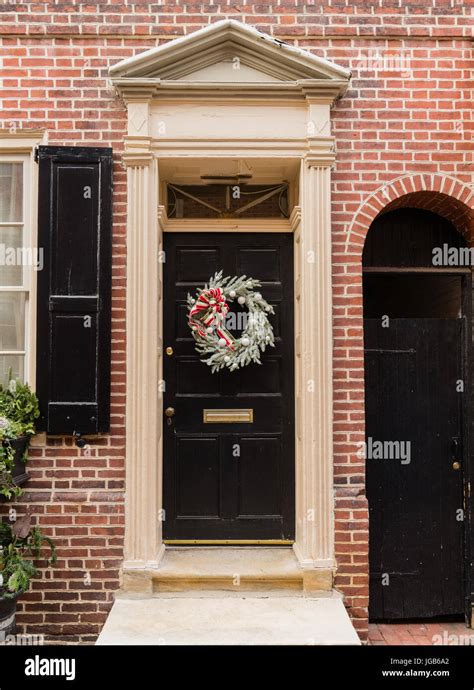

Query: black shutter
[36,146,112,435]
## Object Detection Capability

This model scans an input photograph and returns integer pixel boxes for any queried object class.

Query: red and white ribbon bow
[189,287,234,348]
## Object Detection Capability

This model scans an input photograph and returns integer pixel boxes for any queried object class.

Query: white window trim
[0,130,45,388]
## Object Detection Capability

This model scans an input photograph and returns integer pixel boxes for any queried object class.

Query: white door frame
[110,19,350,588]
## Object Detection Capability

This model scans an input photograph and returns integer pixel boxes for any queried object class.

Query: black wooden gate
[365,317,465,619]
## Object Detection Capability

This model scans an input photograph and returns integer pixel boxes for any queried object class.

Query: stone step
[153,573,303,592]
[122,547,332,594]
[154,547,302,592]
[97,592,361,646]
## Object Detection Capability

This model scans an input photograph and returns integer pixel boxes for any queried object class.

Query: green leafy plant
[0,417,24,499]
[0,377,40,436]
[0,377,40,499]
[0,513,56,599]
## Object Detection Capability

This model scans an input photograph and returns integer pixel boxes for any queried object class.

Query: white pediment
[109,19,351,97]
[182,60,282,83]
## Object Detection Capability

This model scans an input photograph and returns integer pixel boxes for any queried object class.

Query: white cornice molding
[111,79,348,104]
[0,129,45,152]
[109,19,351,82]
[109,20,350,104]
[150,139,335,161]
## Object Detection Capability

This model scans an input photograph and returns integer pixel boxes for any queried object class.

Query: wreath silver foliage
[187,271,275,373]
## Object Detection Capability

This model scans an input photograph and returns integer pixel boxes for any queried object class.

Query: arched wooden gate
[364,208,470,622]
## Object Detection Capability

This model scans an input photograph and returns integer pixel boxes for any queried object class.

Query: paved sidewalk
[368,621,473,646]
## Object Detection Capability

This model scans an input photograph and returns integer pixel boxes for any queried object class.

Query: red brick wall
[0,1,471,643]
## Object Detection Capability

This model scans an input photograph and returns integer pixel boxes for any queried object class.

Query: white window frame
[0,131,44,388]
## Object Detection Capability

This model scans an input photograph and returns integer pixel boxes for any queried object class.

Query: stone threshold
[121,547,333,594]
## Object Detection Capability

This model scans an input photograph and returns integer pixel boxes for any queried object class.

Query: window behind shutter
[36,146,112,435]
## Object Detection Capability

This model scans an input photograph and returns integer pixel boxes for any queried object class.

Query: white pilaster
[123,143,163,568]
[294,159,334,570]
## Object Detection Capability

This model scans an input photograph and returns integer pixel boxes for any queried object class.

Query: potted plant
[0,512,56,637]
[0,378,40,500]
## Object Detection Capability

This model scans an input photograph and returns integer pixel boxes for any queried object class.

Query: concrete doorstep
[120,547,333,594]
[97,593,361,646]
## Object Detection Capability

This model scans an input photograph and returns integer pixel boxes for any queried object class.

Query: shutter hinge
[34,147,39,163]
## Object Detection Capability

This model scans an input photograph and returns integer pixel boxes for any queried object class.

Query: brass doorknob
[166,346,173,356]
[165,407,175,418]
[452,461,461,470]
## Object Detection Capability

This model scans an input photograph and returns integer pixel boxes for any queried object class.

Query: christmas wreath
[187,271,275,373]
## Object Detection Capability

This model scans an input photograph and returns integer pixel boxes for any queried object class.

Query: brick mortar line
[0,32,470,41]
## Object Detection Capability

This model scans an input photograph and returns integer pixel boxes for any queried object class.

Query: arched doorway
[363,207,470,622]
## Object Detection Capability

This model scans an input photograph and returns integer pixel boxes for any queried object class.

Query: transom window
[0,156,32,385]
[166,183,289,219]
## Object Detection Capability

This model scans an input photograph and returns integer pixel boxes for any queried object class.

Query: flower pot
[8,436,30,485]
[0,595,17,638]
[0,435,30,503]
[2,435,30,485]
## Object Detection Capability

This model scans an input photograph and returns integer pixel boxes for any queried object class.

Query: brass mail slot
[203,408,254,424]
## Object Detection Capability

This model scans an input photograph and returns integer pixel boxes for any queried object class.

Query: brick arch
[346,174,474,252]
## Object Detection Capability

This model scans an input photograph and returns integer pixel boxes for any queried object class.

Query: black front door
[365,316,465,619]
[163,233,295,541]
